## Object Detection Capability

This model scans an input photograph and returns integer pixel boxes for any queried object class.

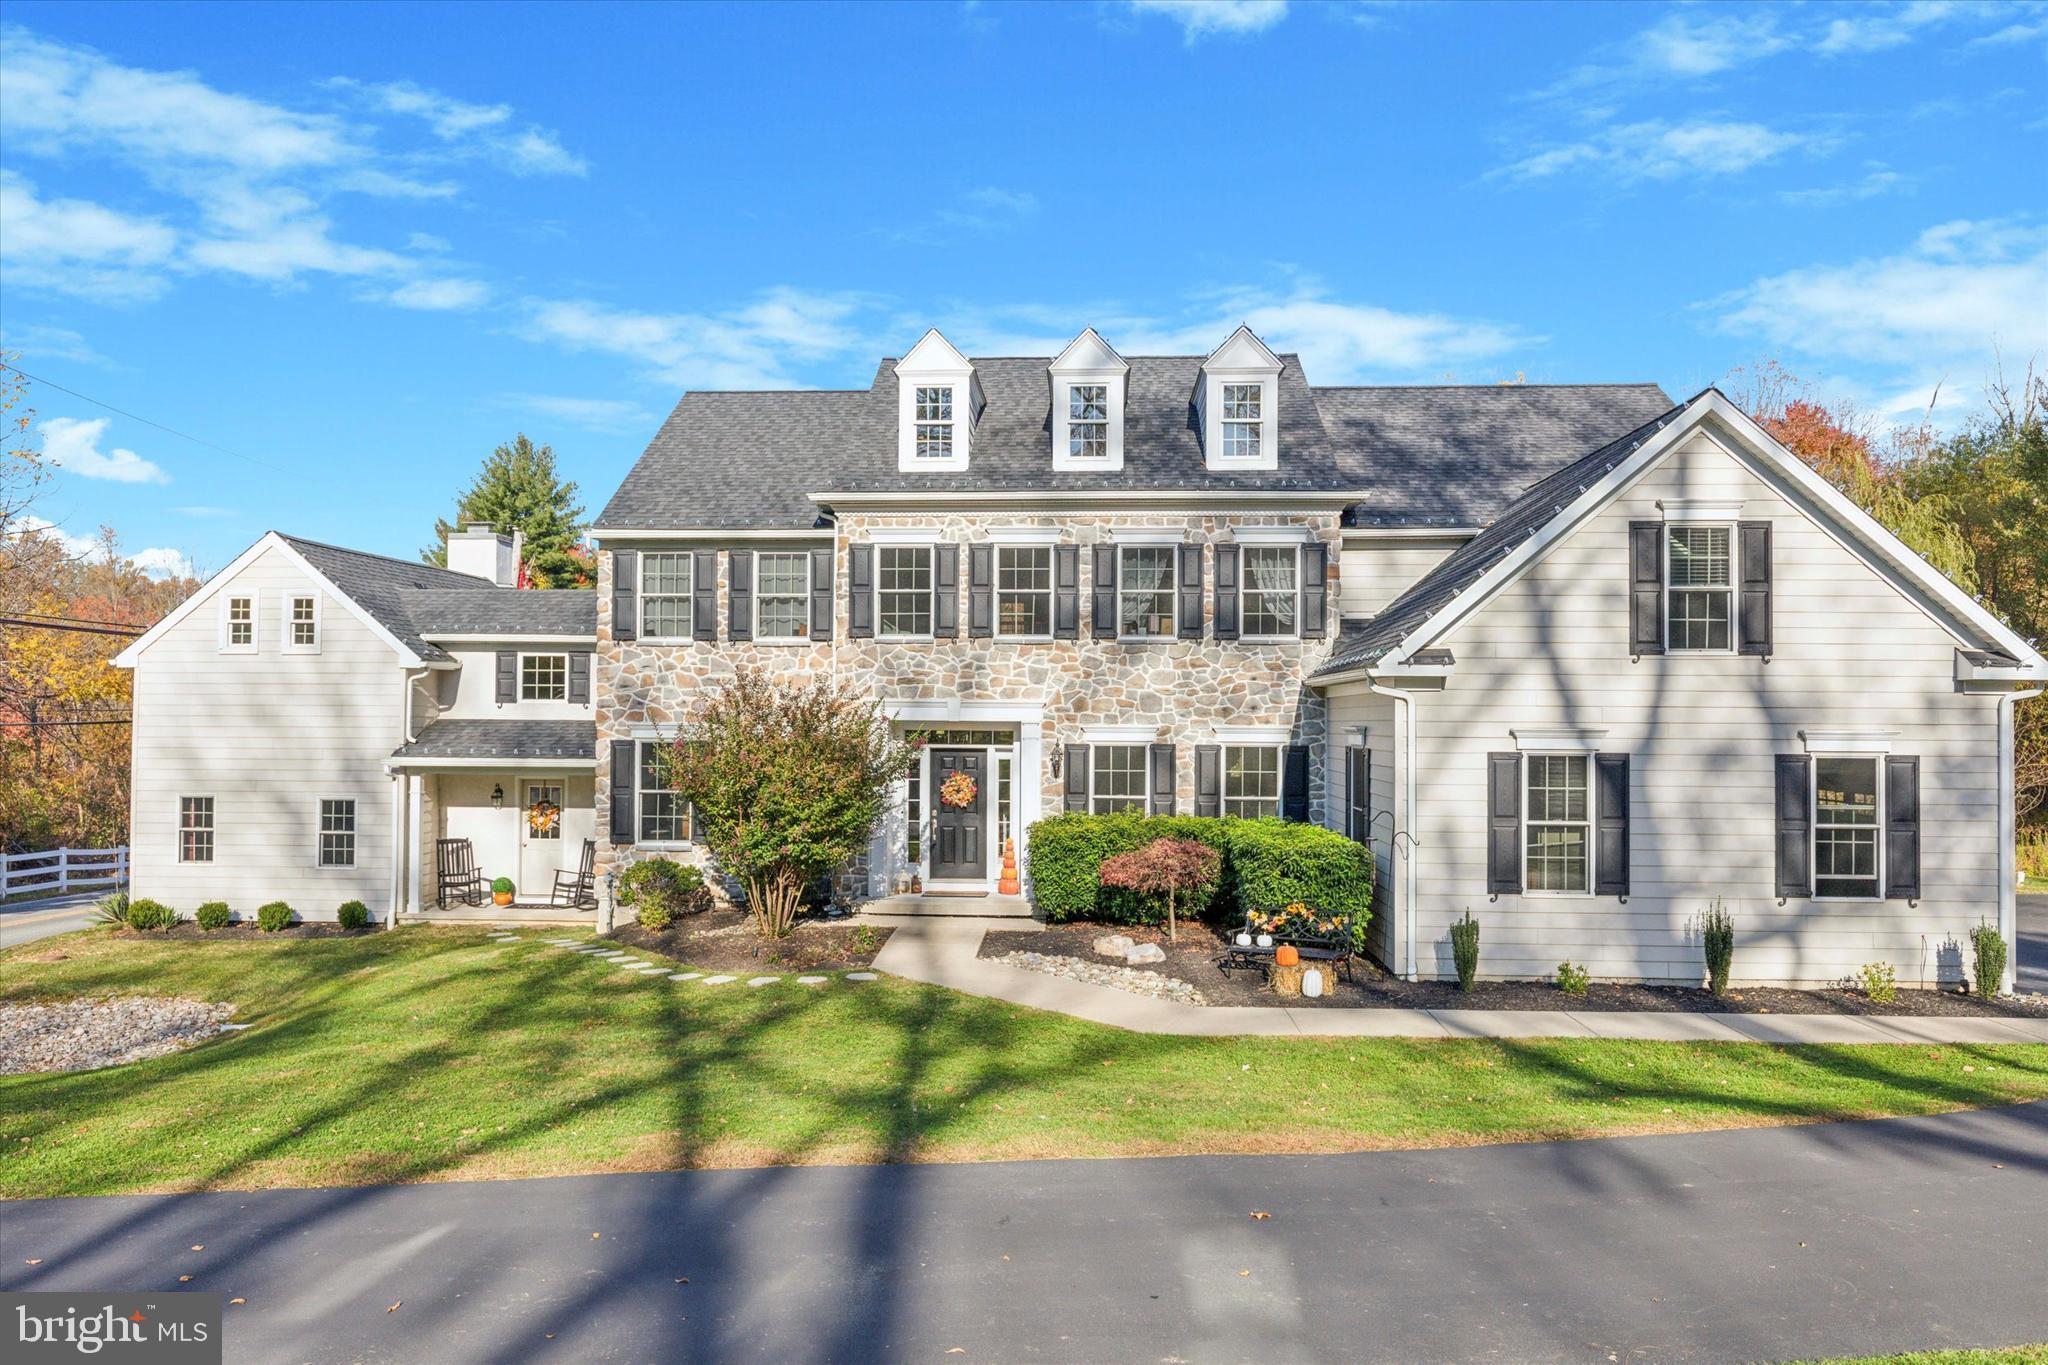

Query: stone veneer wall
[595,510,1341,899]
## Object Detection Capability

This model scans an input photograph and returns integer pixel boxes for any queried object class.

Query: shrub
[335,900,371,931]
[194,901,232,931]
[1027,812,1231,925]
[1556,960,1591,996]
[1098,837,1221,942]
[125,898,176,931]
[490,876,514,896]
[256,901,294,932]
[91,891,129,926]
[1970,921,2008,998]
[1449,911,1481,991]
[1698,898,1735,997]
[619,858,708,930]
[1222,819,1374,951]
[1859,960,1897,1004]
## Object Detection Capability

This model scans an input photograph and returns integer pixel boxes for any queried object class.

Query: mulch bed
[981,921,2048,1017]
[118,922,381,942]
[612,908,891,973]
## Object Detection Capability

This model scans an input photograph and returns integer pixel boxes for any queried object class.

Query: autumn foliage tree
[1097,837,1221,943]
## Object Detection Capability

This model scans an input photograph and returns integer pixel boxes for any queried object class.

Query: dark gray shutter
[692,551,717,642]
[610,549,637,642]
[1775,754,1811,898]
[1739,521,1772,657]
[810,547,835,641]
[849,545,874,638]
[1177,545,1204,639]
[1213,544,1239,641]
[727,551,753,641]
[1630,521,1664,656]
[1487,752,1522,894]
[1347,747,1370,841]
[1301,541,1329,639]
[1054,544,1080,640]
[1885,755,1920,900]
[495,650,517,704]
[1195,744,1222,818]
[1594,752,1629,898]
[608,739,636,843]
[933,544,959,639]
[1091,544,1117,639]
[1282,745,1310,822]
[1149,743,1176,815]
[1063,744,1089,813]
[968,544,994,639]
[568,652,590,705]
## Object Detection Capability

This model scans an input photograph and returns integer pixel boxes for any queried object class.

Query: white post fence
[0,846,131,901]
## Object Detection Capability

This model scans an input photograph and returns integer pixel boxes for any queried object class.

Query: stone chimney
[445,523,522,587]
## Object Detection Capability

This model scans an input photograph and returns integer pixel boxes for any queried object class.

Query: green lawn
[1802,1350,2048,1364]
[4,926,2047,1199]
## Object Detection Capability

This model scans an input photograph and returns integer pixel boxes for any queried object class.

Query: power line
[0,614,145,638]
[5,609,148,632]
[0,717,131,728]
[0,361,288,475]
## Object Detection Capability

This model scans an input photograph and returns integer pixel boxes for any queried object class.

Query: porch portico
[870,699,1045,900]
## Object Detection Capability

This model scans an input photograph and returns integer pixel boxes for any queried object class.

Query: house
[114,526,599,923]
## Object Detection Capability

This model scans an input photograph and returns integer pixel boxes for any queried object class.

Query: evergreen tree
[424,434,589,586]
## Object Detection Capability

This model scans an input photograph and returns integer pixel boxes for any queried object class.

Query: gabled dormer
[1195,324,1282,471]
[1048,327,1130,472]
[894,328,977,473]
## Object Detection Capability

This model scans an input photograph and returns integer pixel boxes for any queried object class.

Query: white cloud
[8,514,192,577]
[0,169,177,302]
[1814,0,1971,56]
[127,545,197,579]
[40,415,170,484]
[9,515,100,559]
[515,395,661,434]
[406,231,452,252]
[327,78,587,176]
[376,277,491,311]
[1497,119,1827,182]
[879,185,1040,245]
[1125,0,1288,40]
[0,323,110,365]
[527,288,876,389]
[1779,162,1912,206]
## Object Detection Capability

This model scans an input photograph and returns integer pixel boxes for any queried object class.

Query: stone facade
[595,509,1342,898]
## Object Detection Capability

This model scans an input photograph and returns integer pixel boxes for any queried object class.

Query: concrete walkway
[870,917,2048,1044]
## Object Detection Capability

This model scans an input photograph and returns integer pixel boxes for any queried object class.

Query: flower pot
[1275,943,1299,967]
[493,891,513,907]
[1255,933,1273,949]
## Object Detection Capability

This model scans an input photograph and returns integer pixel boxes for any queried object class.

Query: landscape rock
[1123,943,1167,964]
[1092,934,1136,958]
[0,997,235,1075]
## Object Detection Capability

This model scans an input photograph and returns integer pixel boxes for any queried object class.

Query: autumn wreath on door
[527,796,562,835]
[939,769,978,809]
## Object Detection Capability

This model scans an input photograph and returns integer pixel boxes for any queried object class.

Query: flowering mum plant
[1248,901,1347,939]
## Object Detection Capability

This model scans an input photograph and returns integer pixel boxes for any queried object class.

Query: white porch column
[1017,721,1043,889]
[386,770,407,929]
[407,774,425,914]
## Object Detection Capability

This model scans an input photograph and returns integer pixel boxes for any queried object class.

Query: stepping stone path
[701,975,736,985]
[670,973,702,982]
[747,976,781,988]
[846,972,878,982]
[796,976,828,986]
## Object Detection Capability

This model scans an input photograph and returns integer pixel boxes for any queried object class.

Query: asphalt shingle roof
[281,535,495,663]
[398,588,596,638]
[390,718,597,761]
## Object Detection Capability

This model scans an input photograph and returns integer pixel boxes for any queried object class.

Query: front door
[929,749,987,881]
[518,778,566,896]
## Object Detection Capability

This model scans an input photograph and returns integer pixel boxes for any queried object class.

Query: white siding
[129,544,408,919]
[1338,537,1464,617]
[1323,684,1399,965]
[437,645,594,721]
[1403,429,2000,987]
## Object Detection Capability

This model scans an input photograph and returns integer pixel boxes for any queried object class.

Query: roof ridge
[1313,382,1666,392]
[279,532,498,584]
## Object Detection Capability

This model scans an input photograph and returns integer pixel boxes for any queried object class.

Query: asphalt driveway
[6,1101,2047,1363]
[2020,890,2046,995]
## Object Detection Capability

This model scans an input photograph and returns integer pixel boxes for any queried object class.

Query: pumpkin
[1274,943,1299,967]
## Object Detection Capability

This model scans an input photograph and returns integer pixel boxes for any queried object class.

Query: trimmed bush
[1859,960,1896,1004]
[336,900,371,931]
[256,901,294,932]
[1221,819,1374,952]
[125,898,177,931]
[619,857,708,930]
[1970,921,2007,998]
[1027,813,1230,925]
[1450,911,1481,991]
[1699,898,1735,997]
[194,901,232,931]
[1556,960,1591,996]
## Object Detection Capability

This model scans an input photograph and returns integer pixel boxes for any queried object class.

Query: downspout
[1998,686,2041,995]
[1368,676,1422,980]
[391,664,430,929]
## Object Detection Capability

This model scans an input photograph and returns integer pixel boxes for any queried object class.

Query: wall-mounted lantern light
[491,783,504,810]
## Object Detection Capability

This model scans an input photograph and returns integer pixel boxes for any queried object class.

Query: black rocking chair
[436,837,485,907]
[551,838,597,909]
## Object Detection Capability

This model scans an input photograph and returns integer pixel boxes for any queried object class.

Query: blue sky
[2,0,2043,579]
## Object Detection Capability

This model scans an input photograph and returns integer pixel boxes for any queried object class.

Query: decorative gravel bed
[992,950,1209,1005]
[0,997,236,1075]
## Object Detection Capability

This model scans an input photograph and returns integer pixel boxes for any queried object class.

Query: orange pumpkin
[1274,943,1299,967]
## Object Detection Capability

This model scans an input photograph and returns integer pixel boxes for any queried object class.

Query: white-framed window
[877,545,934,639]
[1091,744,1148,814]
[1524,754,1592,894]
[913,386,954,460]
[1068,384,1109,459]
[755,550,812,640]
[220,594,256,653]
[179,796,214,863]
[521,653,568,701]
[1118,545,1176,639]
[284,593,320,653]
[1666,524,1734,652]
[1241,544,1299,638]
[641,552,693,639]
[1220,382,1263,460]
[1813,755,1881,899]
[1223,745,1281,819]
[318,798,356,868]
[996,545,1053,638]
[636,740,691,844]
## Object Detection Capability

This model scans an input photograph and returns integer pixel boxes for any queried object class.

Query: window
[521,653,568,701]
[1220,382,1263,459]
[996,545,1052,637]
[222,595,254,651]
[1091,744,1148,814]
[525,782,563,842]
[1224,745,1281,819]
[642,552,693,638]
[906,750,923,866]
[1118,545,1175,638]
[997,755,1012,848]
[1068,384,1109,459]
[877,545,933,638]
[179,797,214,863]
[1814,756,1880,898]
[755,551,811,640]
[636,741,691,844]
[913,386,954,459]
[286,594,319,651]
[1524,754,1591,894]
[1666,525,1733,652]
[318,798,356,867]
[1241,545,1299,637]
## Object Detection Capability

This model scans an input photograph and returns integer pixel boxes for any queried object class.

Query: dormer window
[895,329,975,472]
[1068,385,1109,459]
[914,387,955,460]
[1197,325,1282,470]
[1049,328,1129,471]
[1221,384,1263,459]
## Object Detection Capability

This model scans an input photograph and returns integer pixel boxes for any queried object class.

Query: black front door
[929,749,987,880]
